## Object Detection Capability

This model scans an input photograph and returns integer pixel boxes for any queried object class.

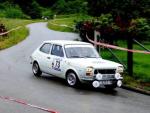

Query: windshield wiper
[82,56,99,58]
[70,55,80,58]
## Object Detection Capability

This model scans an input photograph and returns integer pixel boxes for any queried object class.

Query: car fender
[65,66,83,82]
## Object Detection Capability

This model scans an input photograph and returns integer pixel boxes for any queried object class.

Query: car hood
[67,58,122,69]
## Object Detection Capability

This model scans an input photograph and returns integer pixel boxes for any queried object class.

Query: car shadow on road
[34,74,118,96]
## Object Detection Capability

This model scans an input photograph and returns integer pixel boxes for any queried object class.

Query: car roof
[43,40,92,46]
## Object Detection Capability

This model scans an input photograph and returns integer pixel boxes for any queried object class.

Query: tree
[36,0,56,7]
[52,0,66,14]
[52,0,87,14]
[129,18,150,40]
[13,0,42,18]
[87,0,150,23]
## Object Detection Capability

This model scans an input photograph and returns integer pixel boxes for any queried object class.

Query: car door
[49,44,65,78]
[38,43,52,74]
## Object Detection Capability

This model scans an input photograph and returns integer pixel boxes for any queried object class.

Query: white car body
[30,40,123,88]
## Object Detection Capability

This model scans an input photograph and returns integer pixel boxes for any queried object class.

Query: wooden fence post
[127,37,133,76]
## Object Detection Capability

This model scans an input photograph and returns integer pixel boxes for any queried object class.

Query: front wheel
[66,72,79,87]
[32,62,42,77]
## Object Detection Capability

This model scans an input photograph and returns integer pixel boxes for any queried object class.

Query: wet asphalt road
[0,22,149,113]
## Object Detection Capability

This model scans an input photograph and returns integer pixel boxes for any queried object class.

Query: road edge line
[121,85,150,96]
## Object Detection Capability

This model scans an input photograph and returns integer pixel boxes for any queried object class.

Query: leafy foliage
[87,0,150,20]
[41,9,54,19]
[0,2,29,18]
[85,0,150,41]
[0,0,88,18]
[52,0,87,14]
[76,13,150,43]
[13,0,42,19]
[36,0,56,7]
[129,18,150,40]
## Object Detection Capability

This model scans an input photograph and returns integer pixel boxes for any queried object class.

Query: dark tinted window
[51,44,64,57]
[40,43,51,54]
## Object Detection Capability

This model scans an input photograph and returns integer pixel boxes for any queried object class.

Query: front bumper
[80,74,123,88]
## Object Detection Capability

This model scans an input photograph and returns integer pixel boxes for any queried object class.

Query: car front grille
[94,69,116,75]
[102,74,114,79]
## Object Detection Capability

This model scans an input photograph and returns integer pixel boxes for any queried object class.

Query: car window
[40,43,51,54]
[51,44,64,57]
[65,45,100,58]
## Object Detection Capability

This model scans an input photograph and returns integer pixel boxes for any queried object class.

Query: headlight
[116,66,124,73]
[92,81,100,88]
[117,80,122,87]
[86,67,93,76]
[115,73,121,79]
[96,73,103,80]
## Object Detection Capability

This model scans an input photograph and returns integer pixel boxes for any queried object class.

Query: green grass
[0,18,41,50]
[48,14,92,32]
[48,18,75,32]
[100,41,150,91]
[100,40,150,90]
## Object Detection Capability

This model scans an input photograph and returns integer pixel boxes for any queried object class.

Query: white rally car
[30,40,123,89]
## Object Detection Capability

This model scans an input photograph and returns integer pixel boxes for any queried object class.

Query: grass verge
[47,14,92,32]
[101,41,150,91]
[0,18,41,50]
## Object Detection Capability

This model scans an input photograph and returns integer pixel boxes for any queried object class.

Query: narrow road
[0,22,149,113]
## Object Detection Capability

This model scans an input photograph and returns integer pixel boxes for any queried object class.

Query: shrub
[129,18,150,40]
[94,14,120,43]
[4,6,29,19]
[28,1,42,19]
[41,9,54,19]
[52,0,87,14]
[0,2,29,19]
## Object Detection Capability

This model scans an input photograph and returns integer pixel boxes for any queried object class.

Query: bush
[41,9,54,19]
[94,14,120,43]
[0,11,5,18]
[52,0,87,14]
[129,18,150,40]
[96,14,113,27]
[0,2,29,19]
[28,1,42,19]
[5,6,29,19]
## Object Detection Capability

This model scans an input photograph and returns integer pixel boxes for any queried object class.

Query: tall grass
[0,18,34,50]
[48,14,92,32]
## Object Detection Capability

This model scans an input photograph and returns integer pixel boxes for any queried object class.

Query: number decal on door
[52,59,61,71]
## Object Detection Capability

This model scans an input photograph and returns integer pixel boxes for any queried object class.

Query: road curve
[0,22,149,113]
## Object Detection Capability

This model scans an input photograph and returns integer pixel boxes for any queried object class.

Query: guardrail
[0,26,22,36]
[86,34,150,54]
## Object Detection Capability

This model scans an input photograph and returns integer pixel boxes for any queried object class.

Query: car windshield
[65,45,100,58]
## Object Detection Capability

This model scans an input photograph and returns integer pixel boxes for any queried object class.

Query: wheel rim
[33,63,38,74]
[67,73,77,86]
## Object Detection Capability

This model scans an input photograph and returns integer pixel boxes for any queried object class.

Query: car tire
[66,72,79,87]
[32,62,42,77]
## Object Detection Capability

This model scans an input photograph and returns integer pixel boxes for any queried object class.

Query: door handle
[47,57,51,59]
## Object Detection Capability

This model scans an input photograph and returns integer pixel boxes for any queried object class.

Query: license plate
[99,81,112,85]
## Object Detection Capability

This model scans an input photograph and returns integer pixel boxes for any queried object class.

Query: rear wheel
[32,62,42,77]
[66,72,79,87]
